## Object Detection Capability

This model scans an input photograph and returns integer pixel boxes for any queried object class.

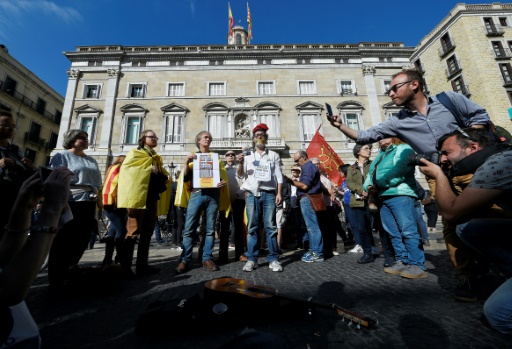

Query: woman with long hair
[101,155,127,266]
[117,130,170,276]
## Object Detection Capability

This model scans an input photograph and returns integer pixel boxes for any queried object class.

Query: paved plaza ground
[26,233,511,349]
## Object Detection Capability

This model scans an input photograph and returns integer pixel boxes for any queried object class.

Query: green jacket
[362,143,418,199]
[346,160,372,208]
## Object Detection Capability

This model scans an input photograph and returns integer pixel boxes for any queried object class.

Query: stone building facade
[412,2,512,129]
[0,45,63,167]
[59,31,414,173]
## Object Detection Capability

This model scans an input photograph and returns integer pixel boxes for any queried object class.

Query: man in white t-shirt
[237,123,283,272]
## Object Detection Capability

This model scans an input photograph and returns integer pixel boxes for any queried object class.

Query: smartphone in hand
[325,103,334,121]
[39,166,54,183]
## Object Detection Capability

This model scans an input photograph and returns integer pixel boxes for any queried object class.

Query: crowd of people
[1,67,512,347]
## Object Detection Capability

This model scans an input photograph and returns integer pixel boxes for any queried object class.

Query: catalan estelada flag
[306,126,344,186]
[247,2,252,39]
[228,3,234,37]
[103,164,122,205]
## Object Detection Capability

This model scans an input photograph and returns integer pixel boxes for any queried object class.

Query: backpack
[436,92,511,144]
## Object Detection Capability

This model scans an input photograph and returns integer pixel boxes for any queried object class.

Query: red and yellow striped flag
[247,2,252,39]
[228,3,234,37]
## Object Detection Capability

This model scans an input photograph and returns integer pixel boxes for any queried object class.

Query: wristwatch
[31,224,58,234]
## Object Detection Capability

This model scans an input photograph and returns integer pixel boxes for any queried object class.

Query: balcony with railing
[445,60,462,79]
[438,40,456,58]
[210,137,286,151]
[494,47,512,60]
[485,24,505,36]
[0,80,61,125]
[24,132,46,148]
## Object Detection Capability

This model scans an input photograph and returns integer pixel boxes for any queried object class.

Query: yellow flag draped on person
[174,157,231,218]
[117,146,171,216]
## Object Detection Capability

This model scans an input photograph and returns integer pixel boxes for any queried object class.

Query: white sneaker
[243,260,258,272]
[332,250,340,256]
[348,244,363,253]
[269,260,283,272]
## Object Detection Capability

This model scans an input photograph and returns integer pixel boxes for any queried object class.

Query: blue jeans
[245,191,279,263]
[380,196,425,269]
[414,201,429,241]
[180,189,219,263]
[351,205,372,254]
[343,203,361,245]
[457,218,512,278]
[104,208,127,239]
[484,278,512,334]
[299,196,323,256]
[153,221,164,243]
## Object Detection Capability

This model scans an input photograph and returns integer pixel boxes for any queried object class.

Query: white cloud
[188,0,196,16]
[0,1,82,23]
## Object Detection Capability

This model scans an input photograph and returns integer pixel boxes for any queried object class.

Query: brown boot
[175,262,189,274]
[202,259,219,271]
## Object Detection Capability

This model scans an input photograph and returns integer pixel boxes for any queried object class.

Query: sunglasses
[385,80,413,96]
[226,153,236,157]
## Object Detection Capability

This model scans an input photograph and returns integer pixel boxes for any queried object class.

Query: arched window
[337,101,365,141]
[235,33,242,45]
[295,101,323,142]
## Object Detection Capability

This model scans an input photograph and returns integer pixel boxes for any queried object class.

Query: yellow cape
[117,146,171,216]
[174,155,231,218]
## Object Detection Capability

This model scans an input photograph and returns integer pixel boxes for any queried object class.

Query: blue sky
[0,0,490,96]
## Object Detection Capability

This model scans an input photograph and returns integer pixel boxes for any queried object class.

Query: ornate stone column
[362,65,383,128]
[98,69,120,153]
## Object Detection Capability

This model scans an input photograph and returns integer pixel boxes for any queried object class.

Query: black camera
[407,151,441,166]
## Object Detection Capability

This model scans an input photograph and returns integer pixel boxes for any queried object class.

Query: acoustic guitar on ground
[204,277,378,329]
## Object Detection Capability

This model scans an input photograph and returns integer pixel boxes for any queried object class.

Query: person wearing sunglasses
[420,127,512,334]
[327,68,490,155]
[117,129,170,276]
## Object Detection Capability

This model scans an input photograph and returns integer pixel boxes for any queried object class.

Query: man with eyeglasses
[420,127,512,334]
[237,123,284,272]
[329,68,491,298]
[217,150,246,264]
[0,109,34,240]
[328,68,490,154]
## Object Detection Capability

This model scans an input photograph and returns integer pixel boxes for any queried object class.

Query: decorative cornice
[107,69,119,77]
[362,65,376,75]
[67,69,80,79]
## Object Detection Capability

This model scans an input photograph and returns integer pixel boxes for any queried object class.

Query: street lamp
[168,161,176,176]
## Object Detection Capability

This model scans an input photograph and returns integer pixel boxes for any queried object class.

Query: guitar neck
[246,287,376,329]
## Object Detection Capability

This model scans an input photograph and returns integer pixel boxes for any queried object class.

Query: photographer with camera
[419,128,512,334]
[0,110,35,241]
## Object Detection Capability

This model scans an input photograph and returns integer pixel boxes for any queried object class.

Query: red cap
[252,123,269,134]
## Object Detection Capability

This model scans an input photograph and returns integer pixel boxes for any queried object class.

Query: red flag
[228,3,234,37]
[306,129,344,186]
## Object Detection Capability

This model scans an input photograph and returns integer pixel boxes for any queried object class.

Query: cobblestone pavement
[26,235,511,349]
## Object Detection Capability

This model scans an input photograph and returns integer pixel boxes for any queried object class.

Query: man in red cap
[237,123,284,272]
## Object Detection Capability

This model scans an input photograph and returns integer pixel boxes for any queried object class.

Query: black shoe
[357,254,375,264]
[344,239,355,246]
[136,265,160,276]
[383,256,396,267]
[454,277,478,302]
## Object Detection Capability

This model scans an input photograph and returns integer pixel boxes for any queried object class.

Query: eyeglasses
[146,136,159,140]
[225,153,235,157]
[0,124,16,129]
[436,128,477,150]
[385,80,413,96]
[254,132,266,138]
